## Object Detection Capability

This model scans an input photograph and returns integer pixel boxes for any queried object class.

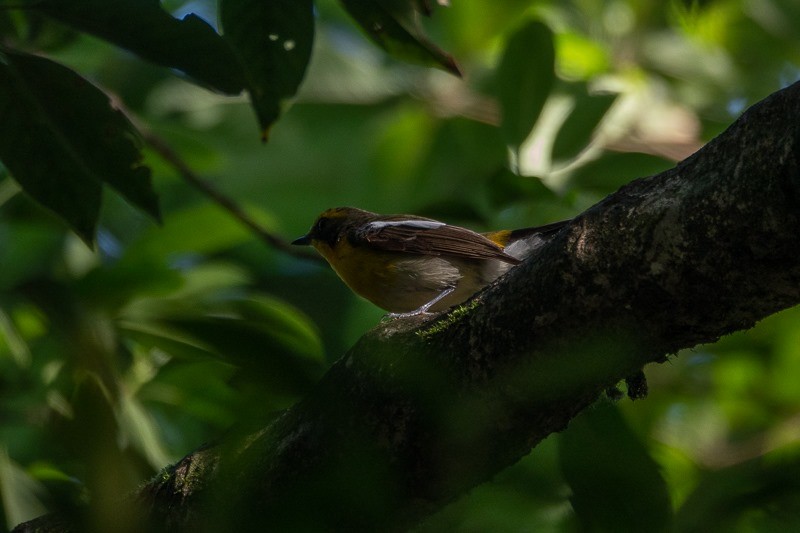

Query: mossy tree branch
[15,82,800,533]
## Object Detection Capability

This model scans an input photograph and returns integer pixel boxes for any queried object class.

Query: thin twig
[142,129,321,262]
[115,100,323,264]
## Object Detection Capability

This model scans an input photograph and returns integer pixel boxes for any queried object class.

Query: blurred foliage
[1,0,800,531]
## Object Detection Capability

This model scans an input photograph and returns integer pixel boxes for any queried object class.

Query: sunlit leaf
[0,306,32,368]
[339,0,461,76]
[118,393,174,468]
[557,32,610,79]
[221,0,315,137]
[559,403,673,532]
[25,0,245,94]
[0,50,159,243]
[496,20,555,153]
[0,448,48,528]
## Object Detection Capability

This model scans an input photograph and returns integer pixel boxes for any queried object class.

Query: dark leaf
[496,20,556,152]
[160,297,325,396]
[0,221,64,290]
[676,450,800,532]
[27,0,245,94]
[410,0,435,16]
[487,168,557,208]
[221,0,315,138]
[121,278,325,397]
[0,7,79,51]
[0,50,159,243]
[559,402,673,532]
[76,260,183,310]
[552,83,618,163]
[339,0,461,76]
[568,151,674,193]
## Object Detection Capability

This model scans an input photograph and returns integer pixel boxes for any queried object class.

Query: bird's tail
[483,219,570,260]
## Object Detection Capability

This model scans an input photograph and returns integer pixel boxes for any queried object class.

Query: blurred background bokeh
[2,0,800,530]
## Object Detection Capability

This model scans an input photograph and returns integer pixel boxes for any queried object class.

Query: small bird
[292,207,568,316]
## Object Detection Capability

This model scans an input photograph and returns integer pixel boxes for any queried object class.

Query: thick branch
[16,83,800,533]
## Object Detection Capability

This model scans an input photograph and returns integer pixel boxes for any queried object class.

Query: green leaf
[0,7,80,52]
[0,221,64,290]
[27,0,245,94]
[117,393,174,468]
[221,0,315,138]
[559,403,673,533]
[496,20,556,152]
[0,448,48,527]
[676,449,800,532]
[158,296,325,395]
[0,50,159,243]
[675,443,800,532]
[487,168,558,208]
[551,84,617,163]
[338,0,461,76]
[119,204,265,265]
[76,260,183,310]
[119,320,222,363]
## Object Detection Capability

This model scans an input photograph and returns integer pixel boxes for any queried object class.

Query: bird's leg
[386,287,456,319]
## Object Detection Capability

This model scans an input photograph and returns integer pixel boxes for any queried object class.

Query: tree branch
[15,82,800,533]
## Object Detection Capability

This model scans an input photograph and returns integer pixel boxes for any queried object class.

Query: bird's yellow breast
[314,239,396,298]
[312,238,511,313]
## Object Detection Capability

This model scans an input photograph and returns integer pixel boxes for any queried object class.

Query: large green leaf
[496,20,556,153]
[118,204,265,265]
[0,221,64,290]
[551,83,617,164]
[0,50,159,243]
[338,0,460,76]
[221,0,315,138]
[487,168,558,209]
[135,295,325,396]
[559,403,673,532]
[23,0,245,94]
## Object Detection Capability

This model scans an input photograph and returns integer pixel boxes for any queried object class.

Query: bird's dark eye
[314,217,330,234]
[313,216,338,244]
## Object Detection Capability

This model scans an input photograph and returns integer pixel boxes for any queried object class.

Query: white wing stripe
[367,220,446,230]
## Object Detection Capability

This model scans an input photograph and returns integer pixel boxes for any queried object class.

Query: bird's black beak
[291,234,312,246]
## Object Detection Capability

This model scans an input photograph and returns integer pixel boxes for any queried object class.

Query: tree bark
[15,82,800,533]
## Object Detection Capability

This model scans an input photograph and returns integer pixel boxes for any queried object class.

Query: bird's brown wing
[354,218,521,264]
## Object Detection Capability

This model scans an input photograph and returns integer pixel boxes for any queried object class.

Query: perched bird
[292,207,568,316]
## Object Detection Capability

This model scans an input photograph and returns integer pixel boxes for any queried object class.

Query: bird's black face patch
[312,216,341,245]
